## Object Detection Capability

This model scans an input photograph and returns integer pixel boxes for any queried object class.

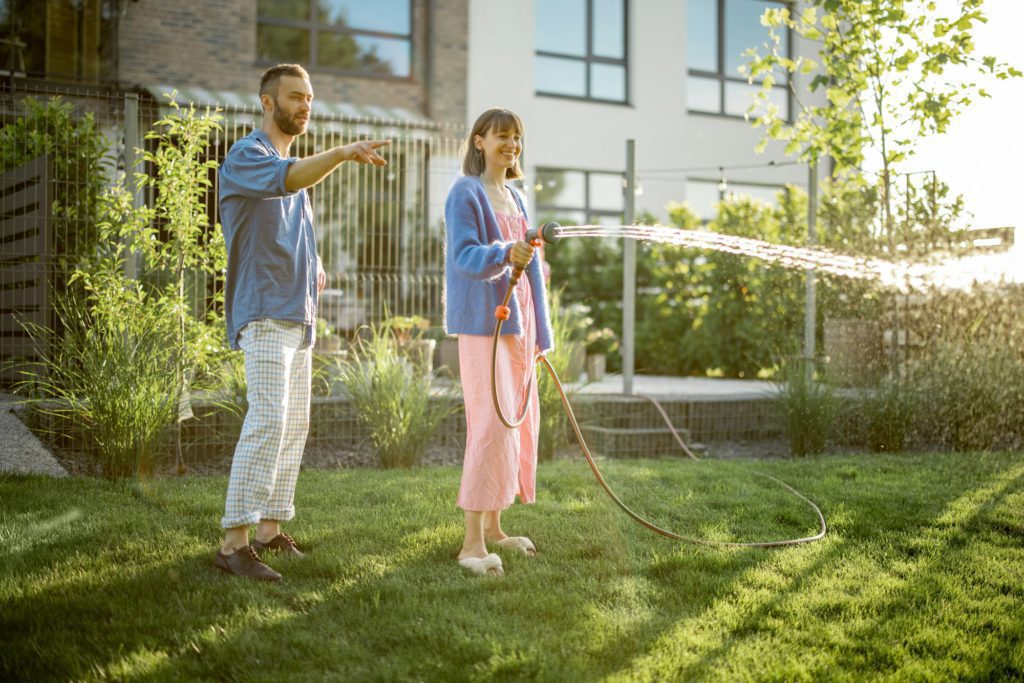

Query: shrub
[856,378,916,452]
[336,324,457,468]
[537,288,588,460]
[773,358,837,457]
[908,340,1024,451]
[12,97,226,478]
[0,96,109,272]
[17,288,180,479]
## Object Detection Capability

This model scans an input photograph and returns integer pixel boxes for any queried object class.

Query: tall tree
[744,0,1020,242]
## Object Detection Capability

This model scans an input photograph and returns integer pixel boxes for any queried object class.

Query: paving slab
[575,374,777,401]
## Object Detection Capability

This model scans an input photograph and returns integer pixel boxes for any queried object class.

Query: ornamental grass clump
[336,324,456,468]
[17,292,181,479]
[537,288,587,460]
[909,339,1024,451]
[12,96,226,478]
[856,376,917,453]
[773,358,837,457]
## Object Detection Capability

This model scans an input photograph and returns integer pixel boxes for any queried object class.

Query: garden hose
[490,223,560,429]
[490,222,828,548]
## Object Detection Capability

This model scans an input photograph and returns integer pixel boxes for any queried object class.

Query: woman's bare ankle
[458,545,488,560]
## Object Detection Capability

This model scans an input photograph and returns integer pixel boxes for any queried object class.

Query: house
[1,0,823,373]
[465,0,823,225]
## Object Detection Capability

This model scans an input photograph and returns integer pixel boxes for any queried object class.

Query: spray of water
[556,224,1022,292]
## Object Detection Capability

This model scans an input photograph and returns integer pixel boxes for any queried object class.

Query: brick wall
[117,0,468,125]
[428,0,468,124]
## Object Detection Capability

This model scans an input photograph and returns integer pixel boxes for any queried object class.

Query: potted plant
[563,302,591,382]
[314,318,342,352]
[312,318,346,396]
[384,315,435,375]
[437,335,461,379]
[336,323,457,468]
[584,327,618,382]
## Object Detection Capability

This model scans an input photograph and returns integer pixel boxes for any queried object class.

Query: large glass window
[535,168,624,225]
[0,0,117,81]
[687,0,789,118]
[535,0,628,103]
[257,0,412,78]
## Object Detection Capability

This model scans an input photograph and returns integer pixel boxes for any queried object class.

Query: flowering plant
[384,315,430,344]
[586,327,618,355]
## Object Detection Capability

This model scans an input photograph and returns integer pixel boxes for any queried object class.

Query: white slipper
[496,536,538,557]
[458,553,504,577]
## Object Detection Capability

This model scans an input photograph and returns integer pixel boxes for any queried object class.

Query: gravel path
[0,394,69,477]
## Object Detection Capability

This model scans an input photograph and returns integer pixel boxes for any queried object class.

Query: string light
[639,159,799,174]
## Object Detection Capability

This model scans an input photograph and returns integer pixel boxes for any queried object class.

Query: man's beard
[273,99,307,136]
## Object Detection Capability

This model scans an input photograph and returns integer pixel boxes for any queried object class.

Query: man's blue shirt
[218,129,318,349]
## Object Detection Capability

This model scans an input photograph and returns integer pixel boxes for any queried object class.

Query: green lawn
[2,452,1023,681]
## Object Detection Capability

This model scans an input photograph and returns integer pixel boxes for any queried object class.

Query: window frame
[534,0,630,105]
[256,0,414,81]
[534,166,626,224]
[686,0,792,119]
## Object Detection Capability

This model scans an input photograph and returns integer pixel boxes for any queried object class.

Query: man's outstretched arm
[285,139,391,192]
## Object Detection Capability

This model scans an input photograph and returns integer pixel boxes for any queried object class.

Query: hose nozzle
[525,221,561,247]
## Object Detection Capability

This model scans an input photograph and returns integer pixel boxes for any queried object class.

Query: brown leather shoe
[214,545,282,581]
[251,533,305,558]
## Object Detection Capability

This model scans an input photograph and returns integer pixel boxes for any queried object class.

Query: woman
[443,108,554,577]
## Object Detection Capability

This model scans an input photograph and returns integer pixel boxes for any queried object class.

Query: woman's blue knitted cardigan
[443,175,554,353]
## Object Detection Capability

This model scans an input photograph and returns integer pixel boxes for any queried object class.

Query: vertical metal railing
[0,81,465,380]
[0,81,127,382]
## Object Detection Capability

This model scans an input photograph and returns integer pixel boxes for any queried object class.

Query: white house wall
[468,0,824,223]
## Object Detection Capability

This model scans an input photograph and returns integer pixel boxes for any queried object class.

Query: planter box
[397,338,435,376]
[437,338,460,379]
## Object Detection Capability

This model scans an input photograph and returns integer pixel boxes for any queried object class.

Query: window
[687,0,789,118]
[257,0,412,78]
[687,178,783,221]
[535,0,628,103]
[0,0,117,81]
[534,168,624,225]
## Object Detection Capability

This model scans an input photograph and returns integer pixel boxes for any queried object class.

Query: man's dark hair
[259,64,310,99]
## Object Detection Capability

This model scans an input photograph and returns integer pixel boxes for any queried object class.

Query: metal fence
[0,80,466,383]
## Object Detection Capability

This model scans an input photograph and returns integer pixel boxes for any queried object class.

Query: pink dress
[456,212,540,511]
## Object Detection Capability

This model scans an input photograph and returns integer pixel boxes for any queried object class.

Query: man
[215,64,390,581]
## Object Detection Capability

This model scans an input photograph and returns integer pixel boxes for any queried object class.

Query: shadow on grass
[2,454,1023,681]
[592,455,1024,681]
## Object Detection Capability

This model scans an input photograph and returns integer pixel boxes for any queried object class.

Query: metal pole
[123,92,142,279]
[622,139,636,395]
[804,159,818,380]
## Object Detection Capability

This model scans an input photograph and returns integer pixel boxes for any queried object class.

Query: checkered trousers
[221,319,312,529]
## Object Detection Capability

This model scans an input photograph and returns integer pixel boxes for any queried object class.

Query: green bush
[537,288,588,460]
[336,324,456,468]
[17,288,181,479]
[909,340,1024,451]
[773,358,837,457]
[857,378,916,452]
[13,97,226,478]
[0,96,109,272]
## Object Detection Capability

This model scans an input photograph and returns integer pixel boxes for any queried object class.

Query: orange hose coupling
[494,305,511,320]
